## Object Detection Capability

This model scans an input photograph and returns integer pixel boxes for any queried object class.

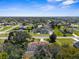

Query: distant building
[32,26,53,34]
[38,25,42,28]
[4,23,11,26]
[71,24,79,28]
[19,26,27,30]
[0,22,5,26]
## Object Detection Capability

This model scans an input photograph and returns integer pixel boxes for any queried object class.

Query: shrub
[49,33,57,43]
[31,43,60,59]
[3,31,31,59]
[56,47,79,59]
[0,52,8,59]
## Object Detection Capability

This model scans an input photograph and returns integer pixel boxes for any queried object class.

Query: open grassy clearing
[65,34,73,36]
[0,39,5,44]
[13,26,19,30]
[0,26,12,31]
[54,27,63,36]
[56,38,75,47]
[0,33,8,37]
[74,31,79,36]
[54,27,72,36]
[44,38,75,47]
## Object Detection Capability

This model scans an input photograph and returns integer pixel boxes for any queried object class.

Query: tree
[31,43,60,59]
[22,22,26,26]
[56,47,79,59]
[7,31,31,44]
[49,32,57,43]
[0,52,8,59]
[8,32,14,40]
[3,31,32,59]
[57,25,61,29]
[49,21,56,29]
[64,28,67,33]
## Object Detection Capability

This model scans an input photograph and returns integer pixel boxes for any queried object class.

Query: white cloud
[62,0,77,6]
[40,5,55,11]
[47,0,78,6]
[58,0,79,8]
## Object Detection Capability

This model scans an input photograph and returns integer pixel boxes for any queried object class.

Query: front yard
[0,39,5,44]
[74,31,79,36]
[56,38,75,47]
[0,26,12,31]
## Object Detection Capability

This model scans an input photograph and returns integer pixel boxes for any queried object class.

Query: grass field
[0,39,5,44]
[0,26,12,31]
[56,38,75,47]
[74,31,79,36]
[54,27,73,36]
[44,38,75,47]
[54,28,63,36]
[0,33,8,37]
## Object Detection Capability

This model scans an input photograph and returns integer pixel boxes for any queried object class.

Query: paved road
[33,36,73,39]
[72,33,79,41]
[0,27,79,42]
[0,34,79,40]
[33,34,79,42]
[0,36,74,40]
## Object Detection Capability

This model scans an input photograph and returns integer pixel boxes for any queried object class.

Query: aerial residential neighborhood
[0,17,79,59]
[0,0,79,59]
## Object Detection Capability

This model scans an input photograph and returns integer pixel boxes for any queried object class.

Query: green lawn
[0,39,5,44]
[74,31,79,36]
[13,26,19,30]
[65,34,72,36]
[54,28,63,36]
[0,26,12,31]
[54,27,72,36]
[56,38,75,47]
[45,38,75,47]
[0,33,8,37]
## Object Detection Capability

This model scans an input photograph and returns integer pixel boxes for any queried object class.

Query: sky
[0,0,79,16]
